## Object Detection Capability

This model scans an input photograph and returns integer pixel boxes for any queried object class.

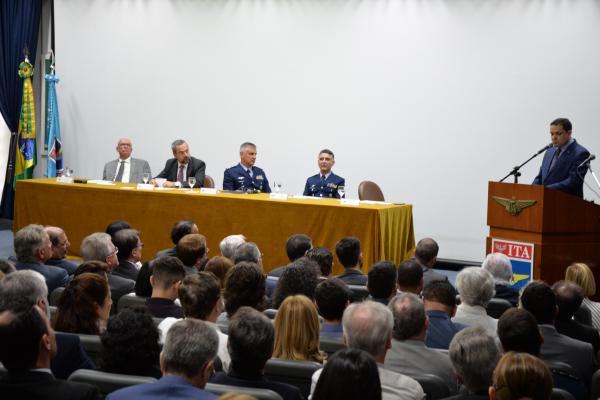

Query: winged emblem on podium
[492,196,536,216]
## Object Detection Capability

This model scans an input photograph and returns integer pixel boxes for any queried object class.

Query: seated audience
[135,260,153,297]
[112,228,143,281]
[368,261,397,304]
[45,226,77,275]
[156,220,199,258]
[13,224,68,293]
[489,352,553,400]
[100,307,161,378]
[482,253,519,306]
[312,349,382,400]
[453,267,497,335]
[232,242,263,267]
[105,220,132,240]
[422,280,466,350]
[553,280,600,353]
[53,272,112,334]
[521,281,594,382]
[209,307,303,400]
[396,259,423,295]
[0,259,16,275]
[315,278,350,339]
[384,293,457,394]
[218,262,266,326]
[273,295,325,363]
[176,233,208,274]
[272,257,320,309]
[335,237,367,285]
[306,247,334,277]
[414,237,448,287]
[269,233,313,277]
[204,256,234,289]
[73,261,110,280]
[159,272,231,371]
[219,234,246,261]
[311,301,424,400]
[0,305,99,400]
[146,256,185,318]
[447,326,500,400]
[107,319,219,400]
[565,262,600,330]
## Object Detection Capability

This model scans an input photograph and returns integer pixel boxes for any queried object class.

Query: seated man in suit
[146,256,185,318]
[0,304,99,400]
[13,224,68,293]
[156,220,199,259]
[223,142,271,193]
[315,278,350,339]
[396,259,424,296]
[268,233,312,277]
[176,233,208,275]
[112,228,143,281]
[44,226,77,275]
[482,252,519,306]
[414,238,448,288]
[533,118,590,198]
[422,280,466,350]
[102,138,152,183]
[303,149,345,198]
[335,237,367,286]
[153,139,205,188]
[107,319,219,400]
[209,307,303,400]
[368,261,398,304]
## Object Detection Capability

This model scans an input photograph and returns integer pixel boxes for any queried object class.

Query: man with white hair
[482,253,518,305]
[452,267,497,335]
[223,142,271,193]
[310,300,425,400]
[219,234,246,260]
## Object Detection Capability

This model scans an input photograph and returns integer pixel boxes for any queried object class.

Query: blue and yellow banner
[45,73,62,177]
[14,60,37,187]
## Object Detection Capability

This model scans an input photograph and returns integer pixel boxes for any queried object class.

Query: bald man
[103,137,152,183]
[44,226,77,275]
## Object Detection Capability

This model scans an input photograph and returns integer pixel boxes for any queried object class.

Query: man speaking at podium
[533,118,590,198]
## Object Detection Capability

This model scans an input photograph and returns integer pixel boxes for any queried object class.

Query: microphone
[577,154,596,169]
[536,143,553,155]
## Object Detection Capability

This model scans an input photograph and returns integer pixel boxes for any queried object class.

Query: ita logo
[491,239,534,289]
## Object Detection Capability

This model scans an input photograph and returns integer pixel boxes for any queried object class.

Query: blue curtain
[0,0,42,218]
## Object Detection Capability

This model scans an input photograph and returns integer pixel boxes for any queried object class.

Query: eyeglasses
[108,247,119,257]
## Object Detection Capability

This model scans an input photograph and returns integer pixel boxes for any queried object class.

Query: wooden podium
[486,182,600,286]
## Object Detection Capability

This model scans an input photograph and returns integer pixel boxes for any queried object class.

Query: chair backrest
[548,361,587,400]
[550,388,576,400]
[319,337,345,357]
[68,369,157,396]
[358,181,385,201]
[264,358,322,398]
[263,309,278,320]
[347,285,370,302]
[411,374,451,400]
[117,294,147,312]
[590,369,600,400]
[49,286,65,306]
[205,383,283,400]
[152,317,164,327]
[485,298,513,319]
[76,333,103,365]
[203,175,215,188]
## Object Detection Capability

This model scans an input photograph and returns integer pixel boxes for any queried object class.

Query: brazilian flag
[14,60,37,188]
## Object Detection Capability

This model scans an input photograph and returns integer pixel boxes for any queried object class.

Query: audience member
[106,319,218,400]
[497,308,542,355]
[315,278,350,339]
[232,242,263,267]
[209,307,303,400]
[100,307,161,378]
[53,272,112,334]
[105,220,131,240]
[453,267,497,335]
[135,260,153,297]
[156,220,199,258]
[219,234,246,260]
[414,238,448,287]
[204,256,234,289]
[482,253,519,306]
[368,261,397,304]
[396,259,423,295]
[0,259,16,275]
[385,293,457,394]
[306,247,334,277]
[176,233,208,274]
[422,280,466,349]
[45,226,77,274]
[520,281,594,382]
[565,262,600,330]
[489,352,553,400]
[335,237,366,285]
[273,295,325,363]
[13,224,68,293]
[272,257,320,309]
[146,256,185,318]
[312,349,382,400]
[0,305,99,400]
[269,234,312,277]
[447,326,500,400]
[112,228,143,281]
[311,301,424,400]
[218,262,266,326]
[73,260,110,278]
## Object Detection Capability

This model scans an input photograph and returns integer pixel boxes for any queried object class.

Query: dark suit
[223,163,271,193]
[303,172,345,198]
[146,297,184,318]
[268,265,287,278]
[336,268,368,286]
[493,284,519,306]
[114,259,139,281]
[155,156,206,188]
[539,324,595,382]
[108,272,135,307]
[46,258,78,275]
[51,332,96,380]
[417,260,449,289]
[210,370,303,400]
[15,260,69,293]
[0,370,98,400]
[155,247,176,259]
[107,375,217,400]
[533,139,590,198]
[555,318,600,354]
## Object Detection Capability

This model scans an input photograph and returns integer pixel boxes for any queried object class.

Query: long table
[14,179,415,274]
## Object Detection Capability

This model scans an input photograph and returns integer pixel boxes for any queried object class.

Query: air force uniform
[303,172,345,198]
[223,163,271,193]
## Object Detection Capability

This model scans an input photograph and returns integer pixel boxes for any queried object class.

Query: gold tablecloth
[14,179,415,274]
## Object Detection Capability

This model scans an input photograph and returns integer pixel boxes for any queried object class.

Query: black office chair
[319,337,345,357]
[205,383,283,400]
[68,369,157,397]
[347,285,369,302]
[411,374,451,400]
[117,294,147,312]
[264,358,322,398]
[485,298,513,319]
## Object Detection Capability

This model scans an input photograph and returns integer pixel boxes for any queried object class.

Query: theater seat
[411,374,450,400]
[319,337,345,357]
[358,181,385,201]
[76,333,103,365]
[264,358,322,398]
[347,285,369,302]
[117,294,147,312]
[485,298,513,319]
[68,369,157,397]
[203,175,215,188]
[205,383,283,400]
[263,309,278,319]
[550,388,576,400]
[49,287,65,306]
[590,369,600,400]
[547,361,587,400]
[574,303,592,326]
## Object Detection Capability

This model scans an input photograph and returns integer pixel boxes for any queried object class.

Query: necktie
[247,168,253,178]
[549,148,562,171]
[321,175,326,183]
[115,161,125,182]
[177,164,185,183]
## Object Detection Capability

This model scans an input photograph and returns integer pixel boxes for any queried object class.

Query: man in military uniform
[223,142,271,193]
[303,149,345,198]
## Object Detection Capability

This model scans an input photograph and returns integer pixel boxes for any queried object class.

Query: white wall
[53,0,600,261]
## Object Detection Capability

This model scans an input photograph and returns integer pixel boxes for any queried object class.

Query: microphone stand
[589,164,600,191]
[500,146,549,183]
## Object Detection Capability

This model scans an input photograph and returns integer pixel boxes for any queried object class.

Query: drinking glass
[64,167,73,178]
[142,173,150,184]
[274,181,282,193]
[337,185,345,199]
[187,176,196,190]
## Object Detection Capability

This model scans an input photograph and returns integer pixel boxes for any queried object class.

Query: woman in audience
[273,295,325,363]
[53,272,112,334]
[218,261,266,326]
[205,256,234,289]
[489,352,553,400]
[312,349,381,400]
[99,306,161,378]
[453,267,498,335]
[272,258,320,309]
[565,262,600,330]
